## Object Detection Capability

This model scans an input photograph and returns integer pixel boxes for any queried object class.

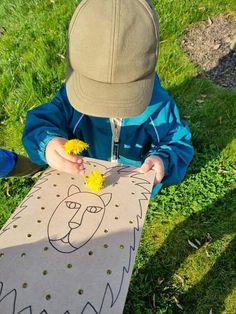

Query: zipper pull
[111,118,121,162]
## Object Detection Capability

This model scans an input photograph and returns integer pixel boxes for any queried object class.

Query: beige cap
[66,0,159,118]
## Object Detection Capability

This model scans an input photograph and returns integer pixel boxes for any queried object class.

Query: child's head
[66,0,159,118]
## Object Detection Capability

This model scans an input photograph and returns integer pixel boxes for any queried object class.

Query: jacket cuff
[38,134,67,164]
[155,153,170,177]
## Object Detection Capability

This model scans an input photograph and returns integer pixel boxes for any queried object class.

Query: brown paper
[0,158,155,314]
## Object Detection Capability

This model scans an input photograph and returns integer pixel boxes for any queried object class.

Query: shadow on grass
[168,60,236,173]
[124,188,236,313]
[125,53,236,312]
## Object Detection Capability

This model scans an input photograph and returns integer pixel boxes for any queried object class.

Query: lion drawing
[0,159,154,314]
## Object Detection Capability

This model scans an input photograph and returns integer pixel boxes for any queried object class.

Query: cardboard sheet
[0,157,155,314]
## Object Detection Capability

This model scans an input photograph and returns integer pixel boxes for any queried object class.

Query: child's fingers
[137,158,153,174]
[56,144,83,164]
[136,156,164,184]
[51,151,84,175]
[140,158,153,173]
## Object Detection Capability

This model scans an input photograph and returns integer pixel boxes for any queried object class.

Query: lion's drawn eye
[65,201,81,210]
[86,206,103,213]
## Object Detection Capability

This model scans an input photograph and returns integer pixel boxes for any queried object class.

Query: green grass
[0,0,236,313]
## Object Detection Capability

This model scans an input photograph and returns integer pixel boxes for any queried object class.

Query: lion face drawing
[48,185,112,253]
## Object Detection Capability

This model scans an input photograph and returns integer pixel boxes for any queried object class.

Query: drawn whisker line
[0,170,54,237]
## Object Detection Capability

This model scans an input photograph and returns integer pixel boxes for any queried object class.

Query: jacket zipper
[110,118,121,163]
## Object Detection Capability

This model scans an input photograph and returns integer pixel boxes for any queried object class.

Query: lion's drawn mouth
[49,231,77,253]
[61,233,70,244]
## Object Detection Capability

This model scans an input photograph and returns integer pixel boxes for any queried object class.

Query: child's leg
[6,155,43,177]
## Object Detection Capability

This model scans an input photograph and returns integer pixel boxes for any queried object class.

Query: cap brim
[66,67,155,118]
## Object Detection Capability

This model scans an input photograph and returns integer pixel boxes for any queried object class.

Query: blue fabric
[0,149,17,178]
[22,74,194,197]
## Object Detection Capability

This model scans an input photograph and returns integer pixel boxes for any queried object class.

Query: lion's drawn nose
[68,221,80,229]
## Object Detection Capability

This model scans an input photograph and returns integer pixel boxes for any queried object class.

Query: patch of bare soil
[181,14,236,88]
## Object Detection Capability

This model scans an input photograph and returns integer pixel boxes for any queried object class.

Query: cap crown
[68,0,159,84]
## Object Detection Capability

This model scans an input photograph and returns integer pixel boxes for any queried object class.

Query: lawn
[0,0,236,313]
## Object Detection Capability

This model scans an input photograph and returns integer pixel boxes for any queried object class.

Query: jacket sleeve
[22,85,74,165]
[0,149,17,178]
[146,99,194,185]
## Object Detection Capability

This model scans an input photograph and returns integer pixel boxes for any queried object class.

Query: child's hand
[137,156,164,184]
[45,137,84,175]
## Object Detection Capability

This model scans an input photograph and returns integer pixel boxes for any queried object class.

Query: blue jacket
[0,149,17,178]
[22,74,194,196]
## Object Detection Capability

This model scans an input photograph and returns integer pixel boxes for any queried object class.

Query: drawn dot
[115,204,119,208]
[88,251,93,256]
[53,184,57,187]
[21,253,26,257]
[132,192,135,195]
[37,196,41,199]
[37,220,42,223]
[27,234,32,238]
[132,181,135,183]
[67,264,72,269]
[13,225,18,228]
[57,173,60,175]
[129,220,133,224]
[107,269,112,275]
[45,294,51,300]
[44,247,49,251]
[43,270,48,276]
[104,229,108,233]
[41,207,45,210]
[104,244,109,248]
[120,244,125,249]
[0,253,4,257]
[71,177,75,180]
[22,283,28,288]
[78,289,84,295]
[93,165,97,167]
[56,194,60,198]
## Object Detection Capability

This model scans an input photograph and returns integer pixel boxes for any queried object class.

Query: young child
[0,148,41,178]
[22,0,194,196]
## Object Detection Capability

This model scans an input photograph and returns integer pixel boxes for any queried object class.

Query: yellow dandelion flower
[84,170,104,193]
[63,139,89,155]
